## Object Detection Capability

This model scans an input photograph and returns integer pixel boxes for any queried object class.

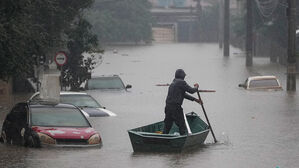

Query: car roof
[28,101,78,108]
[32,91,88,96]
[60,91,88,95]
[248,75,278,81]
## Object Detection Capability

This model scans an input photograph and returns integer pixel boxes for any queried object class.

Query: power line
[254,0,279,18]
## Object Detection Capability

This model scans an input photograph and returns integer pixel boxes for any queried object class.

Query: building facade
[149,0,200,42]
[148,0,197,8]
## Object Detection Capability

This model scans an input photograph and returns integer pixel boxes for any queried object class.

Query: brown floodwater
[1,43,299,168]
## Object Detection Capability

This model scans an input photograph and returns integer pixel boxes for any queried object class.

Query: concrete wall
[0,79,33,111]
[0,79,12,109]
[152,25,176,42]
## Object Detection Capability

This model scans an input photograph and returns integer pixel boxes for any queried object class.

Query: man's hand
[194,83,199,89]
[195,98,203,105]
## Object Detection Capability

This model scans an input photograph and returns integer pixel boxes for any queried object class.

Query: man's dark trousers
[163,104,186,135]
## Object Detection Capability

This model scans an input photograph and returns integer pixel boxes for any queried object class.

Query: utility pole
[246,0,253,66]
[223,0,230,56]
[287,0,296,91]
[218,0,224,49]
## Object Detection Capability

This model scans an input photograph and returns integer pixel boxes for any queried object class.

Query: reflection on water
[1,43,299,168]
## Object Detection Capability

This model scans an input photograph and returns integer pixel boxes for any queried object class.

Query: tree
[86,0,152,43]
[62,17,100,91]
[0,0,95,81]
[0,0,38,81]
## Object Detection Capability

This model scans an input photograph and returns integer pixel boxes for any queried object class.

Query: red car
[0,101,102,147]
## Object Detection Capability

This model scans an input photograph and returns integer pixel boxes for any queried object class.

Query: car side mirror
[238,84,245,88]
[126,84,132,89]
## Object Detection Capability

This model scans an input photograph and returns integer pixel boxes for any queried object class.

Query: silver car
[30,92,116,117]
[85,75,132,90]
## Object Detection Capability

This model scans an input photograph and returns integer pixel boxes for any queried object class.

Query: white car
[238,76,282,90]
[29,92,116,117]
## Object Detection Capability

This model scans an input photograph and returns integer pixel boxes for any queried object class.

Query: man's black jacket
[166,78,198,106]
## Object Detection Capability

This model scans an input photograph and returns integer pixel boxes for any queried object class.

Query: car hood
[82,107,116,117]
[32,126,97,140]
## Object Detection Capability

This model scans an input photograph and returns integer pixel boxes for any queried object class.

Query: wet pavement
[1,43,299,168]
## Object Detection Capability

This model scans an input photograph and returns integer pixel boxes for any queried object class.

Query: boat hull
[128,112,210,152]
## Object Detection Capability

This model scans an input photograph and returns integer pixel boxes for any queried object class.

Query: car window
[86,77,125,90]
[249,79,279,88]
[30,107,90,127]
[60,95,102,108]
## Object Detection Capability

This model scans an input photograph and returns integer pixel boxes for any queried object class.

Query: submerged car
[238,76,282,90]
[85,75,132,90]
[0,101,102,147]
[30,92,116,117]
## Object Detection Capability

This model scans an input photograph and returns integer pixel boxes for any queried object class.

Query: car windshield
[30,107,90,127]
[249,79,279,88]
[60,94,102,108]
[86,77,125,90]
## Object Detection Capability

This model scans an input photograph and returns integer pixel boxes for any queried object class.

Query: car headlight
[88,134,101,145]
[37,133,56,145]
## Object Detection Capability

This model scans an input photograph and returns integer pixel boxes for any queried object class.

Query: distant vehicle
[0,101,102,147]
[238,76,282,90]
[29,92,116,117]
[85,75,132,90]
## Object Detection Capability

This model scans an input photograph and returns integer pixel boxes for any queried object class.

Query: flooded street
[1,43,299,168]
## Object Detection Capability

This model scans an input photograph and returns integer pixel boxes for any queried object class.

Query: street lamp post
[223,0,230,57]
[246,0,253,66]
[287,0,296,91]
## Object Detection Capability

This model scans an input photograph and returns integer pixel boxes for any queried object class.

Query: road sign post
[54,52,67,90]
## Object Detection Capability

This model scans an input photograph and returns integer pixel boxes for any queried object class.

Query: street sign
[54,52,67,66]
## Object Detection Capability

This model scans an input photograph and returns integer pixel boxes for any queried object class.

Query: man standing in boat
[163,69,202,135]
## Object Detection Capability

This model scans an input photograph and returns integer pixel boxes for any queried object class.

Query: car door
[1,103,28,145]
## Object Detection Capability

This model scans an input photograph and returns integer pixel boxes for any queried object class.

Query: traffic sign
[54,52,67,66]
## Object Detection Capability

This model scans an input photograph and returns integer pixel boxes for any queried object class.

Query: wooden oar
[197,90,217,143]
[155,83,170,86]
[183,112,192,135]
[197,90,216,92]
[156,84,216,93]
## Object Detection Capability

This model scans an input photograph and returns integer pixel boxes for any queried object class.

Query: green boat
[128,112,210,152]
